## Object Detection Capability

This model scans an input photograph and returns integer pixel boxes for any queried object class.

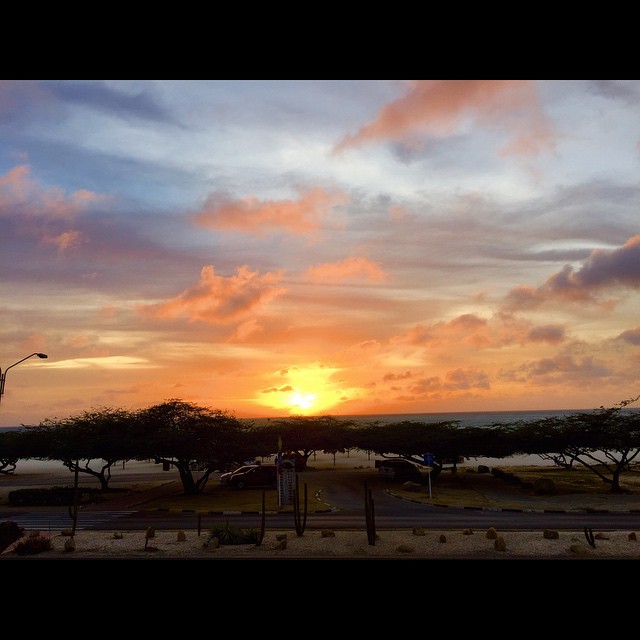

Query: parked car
[221,464,278,489]
[219,465,256,485]
[376,458,422,482]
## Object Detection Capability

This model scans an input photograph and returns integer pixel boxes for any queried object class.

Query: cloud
[527,325,566,344]
[501,354,612,383]
[383,370,414,382]
[304,256,387,282]
[228,318,264,342]
[503,235,640,310]
[617,327,640,346]
[406,368,491,395]
[0,81,55,122]
[42,230,85,252]
[333,80,555,158]
[263,385,294,394]
[191,187,349,236]
[0,165,107,222]
[44,80,176,124]
[138,265,286,324]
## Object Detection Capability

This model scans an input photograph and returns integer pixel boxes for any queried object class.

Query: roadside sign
[277,459,296,506]
[423,453,435,466]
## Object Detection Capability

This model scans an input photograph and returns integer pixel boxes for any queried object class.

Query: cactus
[584,527,596,548]
[364,481,376,546]
[293,475,308,537]
[68,461,80,537]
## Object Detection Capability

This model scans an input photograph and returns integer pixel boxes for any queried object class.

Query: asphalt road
[3,466,640,532]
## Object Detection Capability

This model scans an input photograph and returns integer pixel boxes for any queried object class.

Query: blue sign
[423,453,435,466]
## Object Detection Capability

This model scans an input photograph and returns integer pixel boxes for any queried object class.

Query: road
[2,466,640,532]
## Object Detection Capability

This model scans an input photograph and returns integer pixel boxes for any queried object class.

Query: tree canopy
[3,395,639,494]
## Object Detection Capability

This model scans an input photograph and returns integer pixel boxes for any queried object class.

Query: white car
[219,465,255,484]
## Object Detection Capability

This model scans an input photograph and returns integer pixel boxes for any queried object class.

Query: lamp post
[0,352,48,404]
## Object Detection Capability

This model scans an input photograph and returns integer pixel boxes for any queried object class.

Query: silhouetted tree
[135,399,252,495]
[531,396,640,493]
[28,407,139,490]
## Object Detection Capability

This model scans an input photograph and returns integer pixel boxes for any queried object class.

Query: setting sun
[256,363,346,416]
[288,390,317,412]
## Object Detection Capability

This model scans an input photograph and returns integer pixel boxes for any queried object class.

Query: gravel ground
[3,526,640,560]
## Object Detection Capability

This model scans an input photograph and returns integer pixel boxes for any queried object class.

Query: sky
[1,79,639,427]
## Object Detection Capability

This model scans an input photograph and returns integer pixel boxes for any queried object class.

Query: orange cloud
[228,318,264,342]
[138,265,286,324]
[334,80,555,158]
[304,256,387,282]
[404,367,491,395]
[389,313,566,353]
[192,187,349,235]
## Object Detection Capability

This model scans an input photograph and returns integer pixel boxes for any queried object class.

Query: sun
[258,363,348,415]
[288,390,317,413]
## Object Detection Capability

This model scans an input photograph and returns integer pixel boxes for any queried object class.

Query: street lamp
[0,352,48,404]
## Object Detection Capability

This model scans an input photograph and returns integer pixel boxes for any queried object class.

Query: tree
[349,420,468,478]
[252,415,357,469]
[531,396,640,493]
[31,407,138,490]
[0,429,21,474]
[135,399,251,495]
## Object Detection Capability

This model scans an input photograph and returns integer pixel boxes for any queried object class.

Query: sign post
[423,453,435,499]
[422,467,433,498]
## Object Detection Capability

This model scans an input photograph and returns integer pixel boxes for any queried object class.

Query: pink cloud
[42,230,84,252]
[304,256,387,282]
[0,165,107,221]
[191,187,349,235]
[334,80,555,158]
[137,265,286,324]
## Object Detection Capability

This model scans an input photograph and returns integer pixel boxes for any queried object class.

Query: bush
[13,532,53,556]
[533,477,556,495]
[209,522,262,545]
[0,520,25,553]
[8,486,106,506]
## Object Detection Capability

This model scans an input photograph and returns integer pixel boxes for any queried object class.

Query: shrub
[0,520,25,553]
[13,533,53,556]
[533,477,556,495]
[8,486,106,506]
[209,522,261,545]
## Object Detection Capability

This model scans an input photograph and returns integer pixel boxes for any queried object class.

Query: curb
[386,491,640,514]
[140,507,336,515]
